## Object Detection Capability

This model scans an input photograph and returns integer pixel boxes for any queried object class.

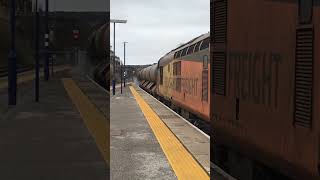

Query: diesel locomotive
[138,32,210,121]
[211,0,320,179]
[140,1,319,179]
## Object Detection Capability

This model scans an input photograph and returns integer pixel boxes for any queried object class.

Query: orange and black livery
[210,0,320,179]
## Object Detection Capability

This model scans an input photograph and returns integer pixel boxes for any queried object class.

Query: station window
[187,44,196,55]
[181,47,188,57]
[299,0,313,24]
[194,41,202,53]
[200,38,210,50]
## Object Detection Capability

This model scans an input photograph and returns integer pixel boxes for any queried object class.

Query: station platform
[0,67,109,179]
[110,84,210,179]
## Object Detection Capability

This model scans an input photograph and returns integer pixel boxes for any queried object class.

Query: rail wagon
[87,22,109,90]
[139,64,158,95]
[210,0,320,179]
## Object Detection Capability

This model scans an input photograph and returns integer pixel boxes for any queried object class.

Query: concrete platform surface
[0,71,109,180]
[135,86,210,173]
[110,86,176,180]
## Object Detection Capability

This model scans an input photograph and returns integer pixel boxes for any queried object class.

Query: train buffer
[0,68,109,179]
[111,84,210,179]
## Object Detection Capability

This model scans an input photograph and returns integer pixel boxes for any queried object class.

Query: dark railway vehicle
[139,64,158,95]
[139,32,210,122]
[210,0,320,179]
[88,23,109,90]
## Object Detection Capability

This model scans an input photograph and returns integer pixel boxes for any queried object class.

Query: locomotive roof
[158,32,210,66]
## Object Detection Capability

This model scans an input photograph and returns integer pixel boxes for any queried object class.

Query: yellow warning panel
[63,78,110,165]
[129,86,209,180]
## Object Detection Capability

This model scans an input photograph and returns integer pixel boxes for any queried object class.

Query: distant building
[0,0,32,16]
[31,0,109,12]
[110,49,120,66]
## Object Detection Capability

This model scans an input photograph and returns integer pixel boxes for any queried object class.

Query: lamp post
[8,0,17,105]
[123,41,127,87]
[110,19,127,95]
[120,60,123,94]
[44,0,49,81]
[34,0,40,102]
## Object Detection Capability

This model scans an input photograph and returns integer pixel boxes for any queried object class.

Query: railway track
[0,65,33,78]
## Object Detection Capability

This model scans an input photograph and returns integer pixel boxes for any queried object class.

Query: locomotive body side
[211,0,320,179]
[156,33,211,121]
[170,47,210,121]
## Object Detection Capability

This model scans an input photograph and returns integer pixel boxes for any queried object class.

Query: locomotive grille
[210,0,213,40]
[294,26,314,128]
[213,0,227,43]
[212,0,227,96]
[213,52,226,95]
[173,61,181,92]
[202,70,209,101]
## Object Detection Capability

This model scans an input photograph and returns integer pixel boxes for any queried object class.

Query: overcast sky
[111,0,209,65]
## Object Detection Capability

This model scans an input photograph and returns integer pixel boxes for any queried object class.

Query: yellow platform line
[0,66,71,89]
[129,86,209,180]
[62,78,110,165]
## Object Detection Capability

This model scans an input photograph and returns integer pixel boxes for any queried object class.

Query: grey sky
[111,0,209,65]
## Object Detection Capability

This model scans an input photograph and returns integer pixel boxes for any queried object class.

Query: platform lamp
[8,0,17,105]
[123,41,128,87]
[120,60,123,94]
[110,19,127,95]
[33,0,42,102]
[44,0,50,81]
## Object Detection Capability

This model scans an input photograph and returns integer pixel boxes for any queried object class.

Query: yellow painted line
[62,78,110,165]
[129,86,209,180]
[0,66,71,89]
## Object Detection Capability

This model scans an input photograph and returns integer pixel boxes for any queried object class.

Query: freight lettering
[166,77,198,96]
[181,78,198,96]
[228,52,281,108]
[164,77,174,90]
